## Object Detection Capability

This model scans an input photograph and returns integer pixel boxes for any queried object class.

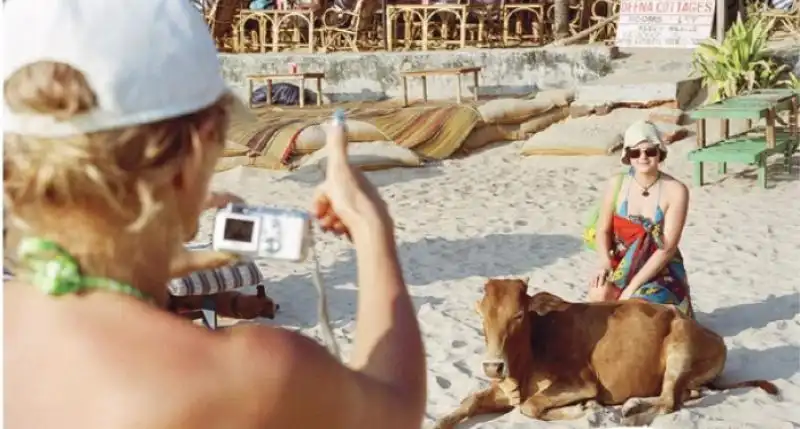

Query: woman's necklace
[16,237,155,303]
[632,173,661,197]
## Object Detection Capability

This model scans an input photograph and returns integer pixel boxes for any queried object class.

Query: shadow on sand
[695,291,799,403]
[697,292,800,338]
[280,165,446,188]
[260,232,582,328]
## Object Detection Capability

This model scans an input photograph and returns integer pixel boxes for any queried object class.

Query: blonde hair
[4,61,231,234]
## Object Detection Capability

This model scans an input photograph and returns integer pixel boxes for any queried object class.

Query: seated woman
[588,121,694,317]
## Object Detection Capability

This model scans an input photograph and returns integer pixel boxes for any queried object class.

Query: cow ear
[528,292,569,316]
[520,277,530,286]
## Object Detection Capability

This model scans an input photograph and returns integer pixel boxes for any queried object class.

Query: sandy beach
[203,133,800,428]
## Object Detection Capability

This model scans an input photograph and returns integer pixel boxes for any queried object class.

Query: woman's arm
[621,181,689,298]
[228,214,425,429]
[595,175,623,269]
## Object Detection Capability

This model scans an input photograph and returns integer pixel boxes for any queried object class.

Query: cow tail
[707,379,779,395]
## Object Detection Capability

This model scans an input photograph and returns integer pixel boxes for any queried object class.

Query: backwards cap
[3,0,231,137]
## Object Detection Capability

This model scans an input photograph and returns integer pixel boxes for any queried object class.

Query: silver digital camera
[212,204,312,262]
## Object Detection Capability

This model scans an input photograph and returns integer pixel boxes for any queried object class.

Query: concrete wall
[219,45,615,103]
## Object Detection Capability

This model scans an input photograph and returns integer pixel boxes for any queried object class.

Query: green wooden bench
[688,130,794,188]
[688,89,799,188]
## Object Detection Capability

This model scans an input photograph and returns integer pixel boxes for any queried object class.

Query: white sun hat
[620,120,667,165]
[2,0,248,138]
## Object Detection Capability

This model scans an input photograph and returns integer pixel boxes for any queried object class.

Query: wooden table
[246,72,326,108]
[399,67,481,107]
[688,89,798,188]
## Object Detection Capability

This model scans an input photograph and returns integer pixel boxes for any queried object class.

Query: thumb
[324,110,349,173]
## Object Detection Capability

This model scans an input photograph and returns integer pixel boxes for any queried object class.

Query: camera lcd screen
[222,218,256,243]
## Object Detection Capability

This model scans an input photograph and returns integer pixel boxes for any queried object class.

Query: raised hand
[312,112,392,241]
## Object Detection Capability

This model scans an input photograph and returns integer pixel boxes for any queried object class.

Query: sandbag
[533,89,575,107]
[293,126,327,154]
[478,98,556,125]
[518,106,569,135]
[521,126,622,156]
[461,124,521,151]
[294,120,388,153]
[295,141,422,171]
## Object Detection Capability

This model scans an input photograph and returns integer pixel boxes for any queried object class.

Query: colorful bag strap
[611,172,625,209]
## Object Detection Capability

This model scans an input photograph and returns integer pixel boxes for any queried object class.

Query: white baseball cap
[2,0,245,137]
[621,120,667,164]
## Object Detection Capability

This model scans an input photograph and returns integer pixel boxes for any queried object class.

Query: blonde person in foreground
[3,1,425,428]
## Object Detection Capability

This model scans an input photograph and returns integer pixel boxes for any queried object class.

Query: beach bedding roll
[168,260,264,297]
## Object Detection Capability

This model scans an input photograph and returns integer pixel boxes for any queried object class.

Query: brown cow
[434,278,779,428]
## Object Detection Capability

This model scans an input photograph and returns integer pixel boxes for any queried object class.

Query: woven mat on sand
[220,101,481,172]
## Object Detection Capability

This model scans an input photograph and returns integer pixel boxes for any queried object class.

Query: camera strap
[309,235,341,360]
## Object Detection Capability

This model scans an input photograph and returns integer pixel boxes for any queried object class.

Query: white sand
[203,133,800,428]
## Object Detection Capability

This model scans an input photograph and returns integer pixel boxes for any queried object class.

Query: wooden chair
[321,0,379,51]
[502,0,548,46]
[587,0,619,42]
[758,1,800,37]
[544,0,588,42]
[464,0,505,48]
[205,0,250,52]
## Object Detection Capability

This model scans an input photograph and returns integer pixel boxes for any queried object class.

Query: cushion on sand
[461,124,522,151]
[521,126,622,156]
[294,121,388,154]
[478,99,556,125]
[296,141,422,171]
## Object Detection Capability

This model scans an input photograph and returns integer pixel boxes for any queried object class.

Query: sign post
[716,0,726,41]
[616,0,716,48]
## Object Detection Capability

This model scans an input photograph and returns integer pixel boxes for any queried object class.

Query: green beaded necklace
[17,237,154,303]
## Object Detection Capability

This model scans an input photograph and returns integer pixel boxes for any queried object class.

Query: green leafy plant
[780,72,800,89]
[691,17,789,102]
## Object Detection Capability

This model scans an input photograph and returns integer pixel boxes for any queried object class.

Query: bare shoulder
[660,173,689,202]
[220,323,315,389]
[217,324,364,429]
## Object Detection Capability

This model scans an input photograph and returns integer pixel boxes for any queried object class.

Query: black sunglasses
[627,147,660,159]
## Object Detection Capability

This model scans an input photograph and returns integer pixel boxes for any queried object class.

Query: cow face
[475,278,530,379]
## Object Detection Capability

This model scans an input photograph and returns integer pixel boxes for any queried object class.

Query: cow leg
[498,378,521,405]
[518,380,598,420]
[621,330,695,425]
[538,400,602,421]
[433,383,514,429]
